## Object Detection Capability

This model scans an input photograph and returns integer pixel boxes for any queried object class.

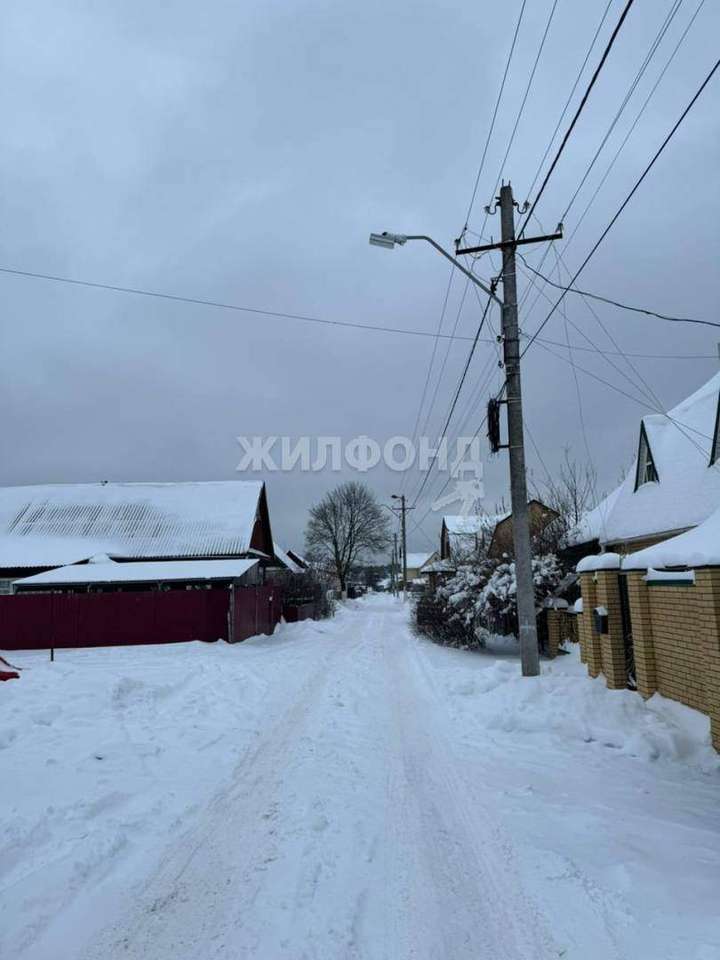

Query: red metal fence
[282,602,315,623]
[232,585,282,642]
[0,586,282,651]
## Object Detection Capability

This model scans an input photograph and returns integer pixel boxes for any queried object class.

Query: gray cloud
[1,0,718,555]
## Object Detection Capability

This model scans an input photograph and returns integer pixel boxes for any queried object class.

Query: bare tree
[305,481,390,594]
[534,448,598,554]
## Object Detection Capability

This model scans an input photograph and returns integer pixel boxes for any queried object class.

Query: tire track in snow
[382,621,560,960]
[78,621,370,960]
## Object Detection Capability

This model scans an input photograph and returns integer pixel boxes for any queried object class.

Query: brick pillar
[595,570,627,690]
[576,613,586,662]
[547,609,560,659]
[625,571,657,699]
[695,569,720,753]
[578,573,602,678]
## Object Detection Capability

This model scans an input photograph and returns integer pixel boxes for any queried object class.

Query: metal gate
[618,575,637,690]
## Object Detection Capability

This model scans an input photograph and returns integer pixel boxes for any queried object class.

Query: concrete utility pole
[499,183,540,677]
[370,212,561,670]
[392,532,399,597]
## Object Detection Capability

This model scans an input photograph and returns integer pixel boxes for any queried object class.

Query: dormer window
[711,394,720,466]
[635,422,658,489]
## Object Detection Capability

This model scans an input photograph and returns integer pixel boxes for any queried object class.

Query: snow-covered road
[3,594,719,959]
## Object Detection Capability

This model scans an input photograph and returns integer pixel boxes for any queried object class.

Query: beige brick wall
[646,582,707,714]
[578,566,720,753]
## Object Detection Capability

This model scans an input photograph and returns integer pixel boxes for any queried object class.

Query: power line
[401,1,528,493]
[559,0,685,225]
[410,290,498,509]
[530,337,716,360]
[467,0,561,249]
[520,0,616,216]
[522,57,720,355]
[518,253,720,330]
[462,0,528,230]
[515,0,705,328]
[518,0,637,236]
[559,0,706,253]
[415,1,560,509]
[0,262,492,344]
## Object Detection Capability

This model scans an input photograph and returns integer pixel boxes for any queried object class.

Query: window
[635,422,658,489]
[711,394,720,466]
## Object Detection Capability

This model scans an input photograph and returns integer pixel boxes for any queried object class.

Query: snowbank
[0,615,344,960]
[441,645,717,772]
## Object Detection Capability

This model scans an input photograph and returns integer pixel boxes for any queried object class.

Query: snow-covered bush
[413,560,494,650]
[414,553,565,649]
[478,554,563,634]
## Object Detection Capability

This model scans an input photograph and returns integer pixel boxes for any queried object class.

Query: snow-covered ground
[1,594,718,959]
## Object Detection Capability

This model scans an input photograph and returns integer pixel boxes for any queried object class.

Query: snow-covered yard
[1,594,718,959]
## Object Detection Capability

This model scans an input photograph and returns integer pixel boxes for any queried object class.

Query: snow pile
[0,615,345,960]
[445,644,718,772]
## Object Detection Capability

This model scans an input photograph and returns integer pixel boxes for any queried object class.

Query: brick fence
[572,567,720,753]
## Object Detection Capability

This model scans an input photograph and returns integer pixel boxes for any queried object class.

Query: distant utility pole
[457,182,562,677]
[390,533,397,596]
[391,494,410,602]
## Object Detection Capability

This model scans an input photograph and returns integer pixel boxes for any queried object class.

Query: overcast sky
[1,0,718,557]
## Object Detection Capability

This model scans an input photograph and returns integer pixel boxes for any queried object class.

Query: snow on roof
[406,552,434,571]
[14,558,259,587]
[443,514,503,535]
[623,504,720,570]
[576,552,622,573]
[566,486,621,546]
[570,373,720,547]
[0,481,267,567]
[273,542,302,574]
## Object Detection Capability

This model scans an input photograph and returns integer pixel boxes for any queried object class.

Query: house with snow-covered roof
[568,372,720,556]
[440,501,559,564]
[562,373,720,754]
[0,480,275,593]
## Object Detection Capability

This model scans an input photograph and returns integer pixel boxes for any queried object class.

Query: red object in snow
[0,653,21,680]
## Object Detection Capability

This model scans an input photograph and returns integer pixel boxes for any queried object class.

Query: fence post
[625,570,657,698]
[547,609,561,659]
[595,570,628,690]
[578,573,602,678]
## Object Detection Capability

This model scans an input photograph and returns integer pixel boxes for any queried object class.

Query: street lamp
[369,232,503,306]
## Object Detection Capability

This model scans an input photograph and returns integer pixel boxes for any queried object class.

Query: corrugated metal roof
[14,558,259,587]
[0,481,265,567]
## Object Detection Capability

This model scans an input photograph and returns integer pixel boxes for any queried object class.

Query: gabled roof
[570,373,720,547]
[0,481,271,567]
[442,514,503,536]
[406,552,434,571]
[273,542,303,574]
[14,558,259,588]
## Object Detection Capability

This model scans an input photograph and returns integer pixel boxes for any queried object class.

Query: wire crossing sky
[0,0,718,552]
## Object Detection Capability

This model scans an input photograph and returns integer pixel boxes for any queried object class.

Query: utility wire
[559,0,684,224]
[519,253,720,328]
[0,262,491,344]
[520,0,616,219]
[462,0,528,230]
[518,0,637,237]
[515,0,705,323]
[410,290,498,509]
[522,57,720,355]
[560,0,706,252]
